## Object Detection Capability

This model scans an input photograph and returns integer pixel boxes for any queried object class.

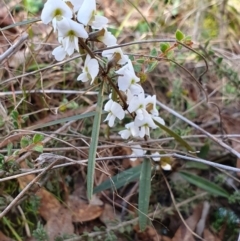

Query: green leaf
[198,143,210,159]
[137,59,145,64]
[133,64,142,73]
[32,134,44,144]
[185,143,210,169]
[0,18,40,31]
[93,164,142,194]
[87,83,104,200]
[138,159,152,231]
[24,0,43,13]
[154,121,194,152]
[13,150,19,156]
[160,43,170,53]
[217,57,223,64]
[10,110,19,120]
[20,136,31,148]
[146,61,158,73]
[177,45,183,50]
[32,144,43,153]
[7,143,13,156]
[12,121,19,129]
[150,48,158,57]
[0,154,5,168]
[179,171,229,198]
[28,111,100,130]
[183,35,192,44]
[175,29,185,41]
[185,162,209,170]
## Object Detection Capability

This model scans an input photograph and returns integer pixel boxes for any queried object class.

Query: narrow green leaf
[179,171,229,198]
[185,162,209,170]
[154,121,194,152]
[138,159,152,231]
[93,164,142,194]
[87,83,104,200]
[0,18,40,31]
[175,29,185,41]
[28,111,100,130]
[32,134,44,144]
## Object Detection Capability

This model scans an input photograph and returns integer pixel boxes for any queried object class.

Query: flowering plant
[40,0,194,231]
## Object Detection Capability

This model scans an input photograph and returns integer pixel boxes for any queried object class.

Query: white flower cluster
[41,0,169,169]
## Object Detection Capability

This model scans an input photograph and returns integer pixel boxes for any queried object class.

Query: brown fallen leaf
[203,228,222,241]
[67,195,103,222]
[172,204,202,241]
[36,188,62,221]
[17,162,74,240]
[99,203,120,227]
[0,231,15,241]
[45,206,74,241]
[135,226,172,241]
[17,163,62,221]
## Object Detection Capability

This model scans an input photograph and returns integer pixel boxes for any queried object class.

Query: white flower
[145,95,158,116]
[126,85,145,104]
[134,113,157,138]
[102,47,128,65]
[97,28,117,46]
[128,95,147,120]
[116,60,140,92]
[118,122,139,139]
[65,0,84,12]
[161,163,172,171]
[52,45,67,61]
[104,99,125,127]
[77,0,108,29]
[77,54,99,84]
[152,116,165,126]
[91,15,109,29]
[57,18,88,56]
[77,0,96,26]
[151,152,161,161]
[41,0,72,31]
[130,144,145,161]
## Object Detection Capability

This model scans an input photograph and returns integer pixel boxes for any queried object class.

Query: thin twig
[0,89,98,96]
[1,39,176,85]
[14,105,96,164]
[156,100,240,158]
[0,33,28,64]
[1,134,240,154]
[1,152,240,183]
